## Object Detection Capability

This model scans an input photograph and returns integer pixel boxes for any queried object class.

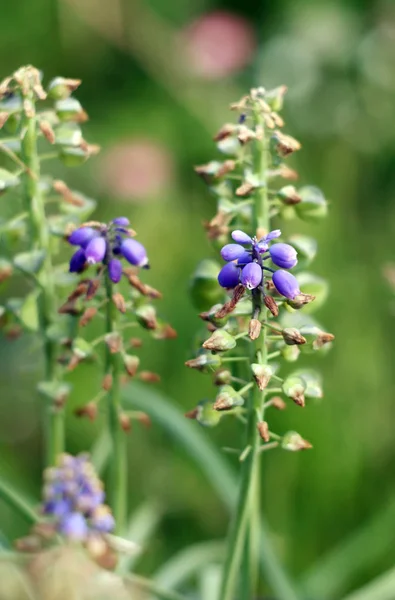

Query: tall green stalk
[219,113,269,600]
[19,87,64,466]
[104,273,127,535]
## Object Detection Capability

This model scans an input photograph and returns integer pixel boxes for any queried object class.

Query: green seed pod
[47,77,81,100]
[58,147,88,167]
[196,400,222,427]
[189,259,224,311]
[282,327,306,345]
[56,98,87,122]
[292,369,323,399]
[281,344,300,362]
[202,329,236,352]
[282,375,306,407]
[213,385,244,411]
[251,363,273,390]
[294,186,328,222]
[282,431,312,451]
[185,351,222,373]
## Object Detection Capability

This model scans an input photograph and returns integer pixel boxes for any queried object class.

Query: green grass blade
[342,567,395,600]
[0,478,38,524]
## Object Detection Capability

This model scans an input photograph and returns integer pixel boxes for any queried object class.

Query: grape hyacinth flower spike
[68,217,149,282]
[218,228,299,298]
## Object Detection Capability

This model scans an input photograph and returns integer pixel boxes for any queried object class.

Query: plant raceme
[187,86,335,600]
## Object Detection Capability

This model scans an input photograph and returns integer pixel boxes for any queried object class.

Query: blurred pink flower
[99,139,174,201]
[183,11,256,79]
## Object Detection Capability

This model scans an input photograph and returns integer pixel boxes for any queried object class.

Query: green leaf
[0,168,20,193]
[13,250,46,274]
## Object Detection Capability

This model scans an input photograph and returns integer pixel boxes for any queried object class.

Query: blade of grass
[153,541,224,590]
[342,567,395,600]
[300,495,395,599]
[0,478,38,524]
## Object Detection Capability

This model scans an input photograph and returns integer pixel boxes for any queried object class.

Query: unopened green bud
[251,364,273,391]
[47,77,81,100]
[56,98,87,123]
[265,85,287,111]
[213,385,244,411]
[190,259,224,311]
[282,327,306,345]
[213,368,232,385]
[185,352,222,372]
[294,186,328,222]
[282,375,306,407]
[202,329,236,352]
[135,305,158,330]
[199,304,228,328]
[282,431,312,451]
[186,401,222,427]
[277,185,301,205]
[293,369,323,399]
[281,344,300,362]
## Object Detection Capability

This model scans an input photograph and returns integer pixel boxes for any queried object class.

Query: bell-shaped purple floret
[231,230,252,244]
[262,229,281,242]
[121,238,148,267]
[269,243,298,269]
[108,258,123,283]
[241,262,262,290]
[218,262,240,288]
[255,241,269,253]
[85,237,107,265]
[220,244,246,261]
[272,270,300,299]
[59,512,88,541]
[68,227,99,248]
[112,217,130,226]
[69,248,87,273]
[237,251,253,266]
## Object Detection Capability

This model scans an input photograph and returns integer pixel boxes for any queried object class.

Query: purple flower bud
[69,248,86,273]
[112,217,130,226]
[91,507,115,533]
[231,230,252,244]
[263,229,282,242]
[237,251,253,266]
[85,237,107,264]
[218,262,240,288]
[220,244,246,261]
[241,262,262,290]
[272,270,300,299]
[108,258,123,283]
[120,239,148,267]
[59,512,88,541]
[68,227,99,248]
[269,243,298,269]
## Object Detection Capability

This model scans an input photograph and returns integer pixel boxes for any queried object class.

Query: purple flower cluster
[218,229,300,299]
[68,217,149,283]
[42,453,114,541]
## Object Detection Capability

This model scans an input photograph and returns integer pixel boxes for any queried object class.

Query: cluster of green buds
[187,86,335,600]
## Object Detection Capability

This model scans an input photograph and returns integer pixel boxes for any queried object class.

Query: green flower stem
[104,274,127,535]
[20,94,63,466]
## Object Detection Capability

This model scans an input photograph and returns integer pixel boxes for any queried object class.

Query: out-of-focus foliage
[1,0,395,598]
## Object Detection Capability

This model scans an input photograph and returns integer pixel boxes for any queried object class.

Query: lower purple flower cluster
[68,217,148,283]
[218,229,300,299]
[43,453,114,541]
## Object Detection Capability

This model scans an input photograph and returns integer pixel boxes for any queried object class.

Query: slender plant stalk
[104,274,127,534]
[219,115,273,600]
[19,92,64,466]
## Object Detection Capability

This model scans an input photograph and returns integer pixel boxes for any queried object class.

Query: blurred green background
[1,0,395,598]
